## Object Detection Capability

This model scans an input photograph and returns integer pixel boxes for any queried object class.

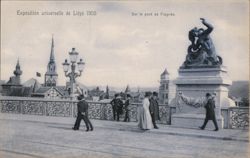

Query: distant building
[31,86,65,99]
[30,36,88,99]
[44,36,58,87]
[159,69,169,104]
[23,78,42,93]
[2,36,90,99]
[158,68,176,105]
[7,59,22,85]
[1,59,32,96]
[88,87,105,101]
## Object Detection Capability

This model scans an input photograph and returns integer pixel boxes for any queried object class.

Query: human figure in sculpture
[184,18,222,66]
[197,18,218,64]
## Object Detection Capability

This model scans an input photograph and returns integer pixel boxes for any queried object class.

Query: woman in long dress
[138,92,153,130]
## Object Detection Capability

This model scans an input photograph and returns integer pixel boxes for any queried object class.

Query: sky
[1,0,249,89]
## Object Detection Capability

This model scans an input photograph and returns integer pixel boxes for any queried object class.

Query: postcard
[0,1,249,158]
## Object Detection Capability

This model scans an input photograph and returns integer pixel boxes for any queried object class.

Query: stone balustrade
[221,106,249,129]
[0,96,172,124]
[0,96,248,129]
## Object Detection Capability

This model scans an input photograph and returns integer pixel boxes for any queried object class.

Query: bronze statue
[183,18,222,67]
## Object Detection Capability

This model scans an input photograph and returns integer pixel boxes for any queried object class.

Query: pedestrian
[110,94,118,120]
[116,95,124,121]
[123,94,132,122]
[110,94,123,121]
[149,92,160,129]
[178,92,219,131]
[138,92,153,130]
[72,94,93,132]
[199,93,219,131]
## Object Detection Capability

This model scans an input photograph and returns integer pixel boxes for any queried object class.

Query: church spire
[45,35,58,87]
[50,35,55,62]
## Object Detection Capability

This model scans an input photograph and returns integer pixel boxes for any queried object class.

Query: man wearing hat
[72,94,93,132]
[110,94,123,121]
[123,94,132,122]
[110,94,118,121]
[199,93,219,131]
[149,92,160,129]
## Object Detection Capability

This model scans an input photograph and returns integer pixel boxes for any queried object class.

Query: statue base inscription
[171,66,233,129]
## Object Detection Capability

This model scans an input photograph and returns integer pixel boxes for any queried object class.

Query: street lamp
[62,48,85,99]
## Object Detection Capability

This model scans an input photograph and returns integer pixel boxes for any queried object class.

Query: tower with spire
[105,85,110,99]
[5,58,23,85]
[2,59,23,96]
[44,36,58,87]
[13,58,23,85]
[159,68,169,104]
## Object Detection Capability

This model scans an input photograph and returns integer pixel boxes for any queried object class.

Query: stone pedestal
[171,66,232,129]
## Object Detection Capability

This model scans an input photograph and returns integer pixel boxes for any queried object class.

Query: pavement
[0,113,249,158]
[0,113,248,142]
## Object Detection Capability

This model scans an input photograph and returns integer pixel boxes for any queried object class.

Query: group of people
[110,94,132,122]
[110,91,161,131]
[138,92,160,130]
[72,91,219,132]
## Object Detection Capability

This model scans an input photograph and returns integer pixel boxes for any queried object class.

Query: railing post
[169,106,172,125]
[226,108,229,129]
[20,100,23,114]
[71,101,73,117]
[228,107,232,129]
[100,103,104,120]
[44,101,46,116]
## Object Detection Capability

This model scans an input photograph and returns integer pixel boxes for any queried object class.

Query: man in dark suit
[149,92,160,129]
[200,93,219,131]
[72,94,93,132]
[123,94,131,122]
[110,94,123,121]
[111,94,118,121]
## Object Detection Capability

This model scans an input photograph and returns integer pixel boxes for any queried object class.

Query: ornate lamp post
[62,48,85,99]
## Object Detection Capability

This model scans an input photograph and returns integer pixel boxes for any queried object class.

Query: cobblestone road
[0,119,249,158]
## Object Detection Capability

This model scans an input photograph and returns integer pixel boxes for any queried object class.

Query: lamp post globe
[62,48,85,100]
[69,48,79,63]
[62,59,70,72]
[77,59,85,72]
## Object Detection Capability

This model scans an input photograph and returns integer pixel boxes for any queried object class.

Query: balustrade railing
[0,96,248,129]
[221,107,249,129]
[0,96,171,124]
